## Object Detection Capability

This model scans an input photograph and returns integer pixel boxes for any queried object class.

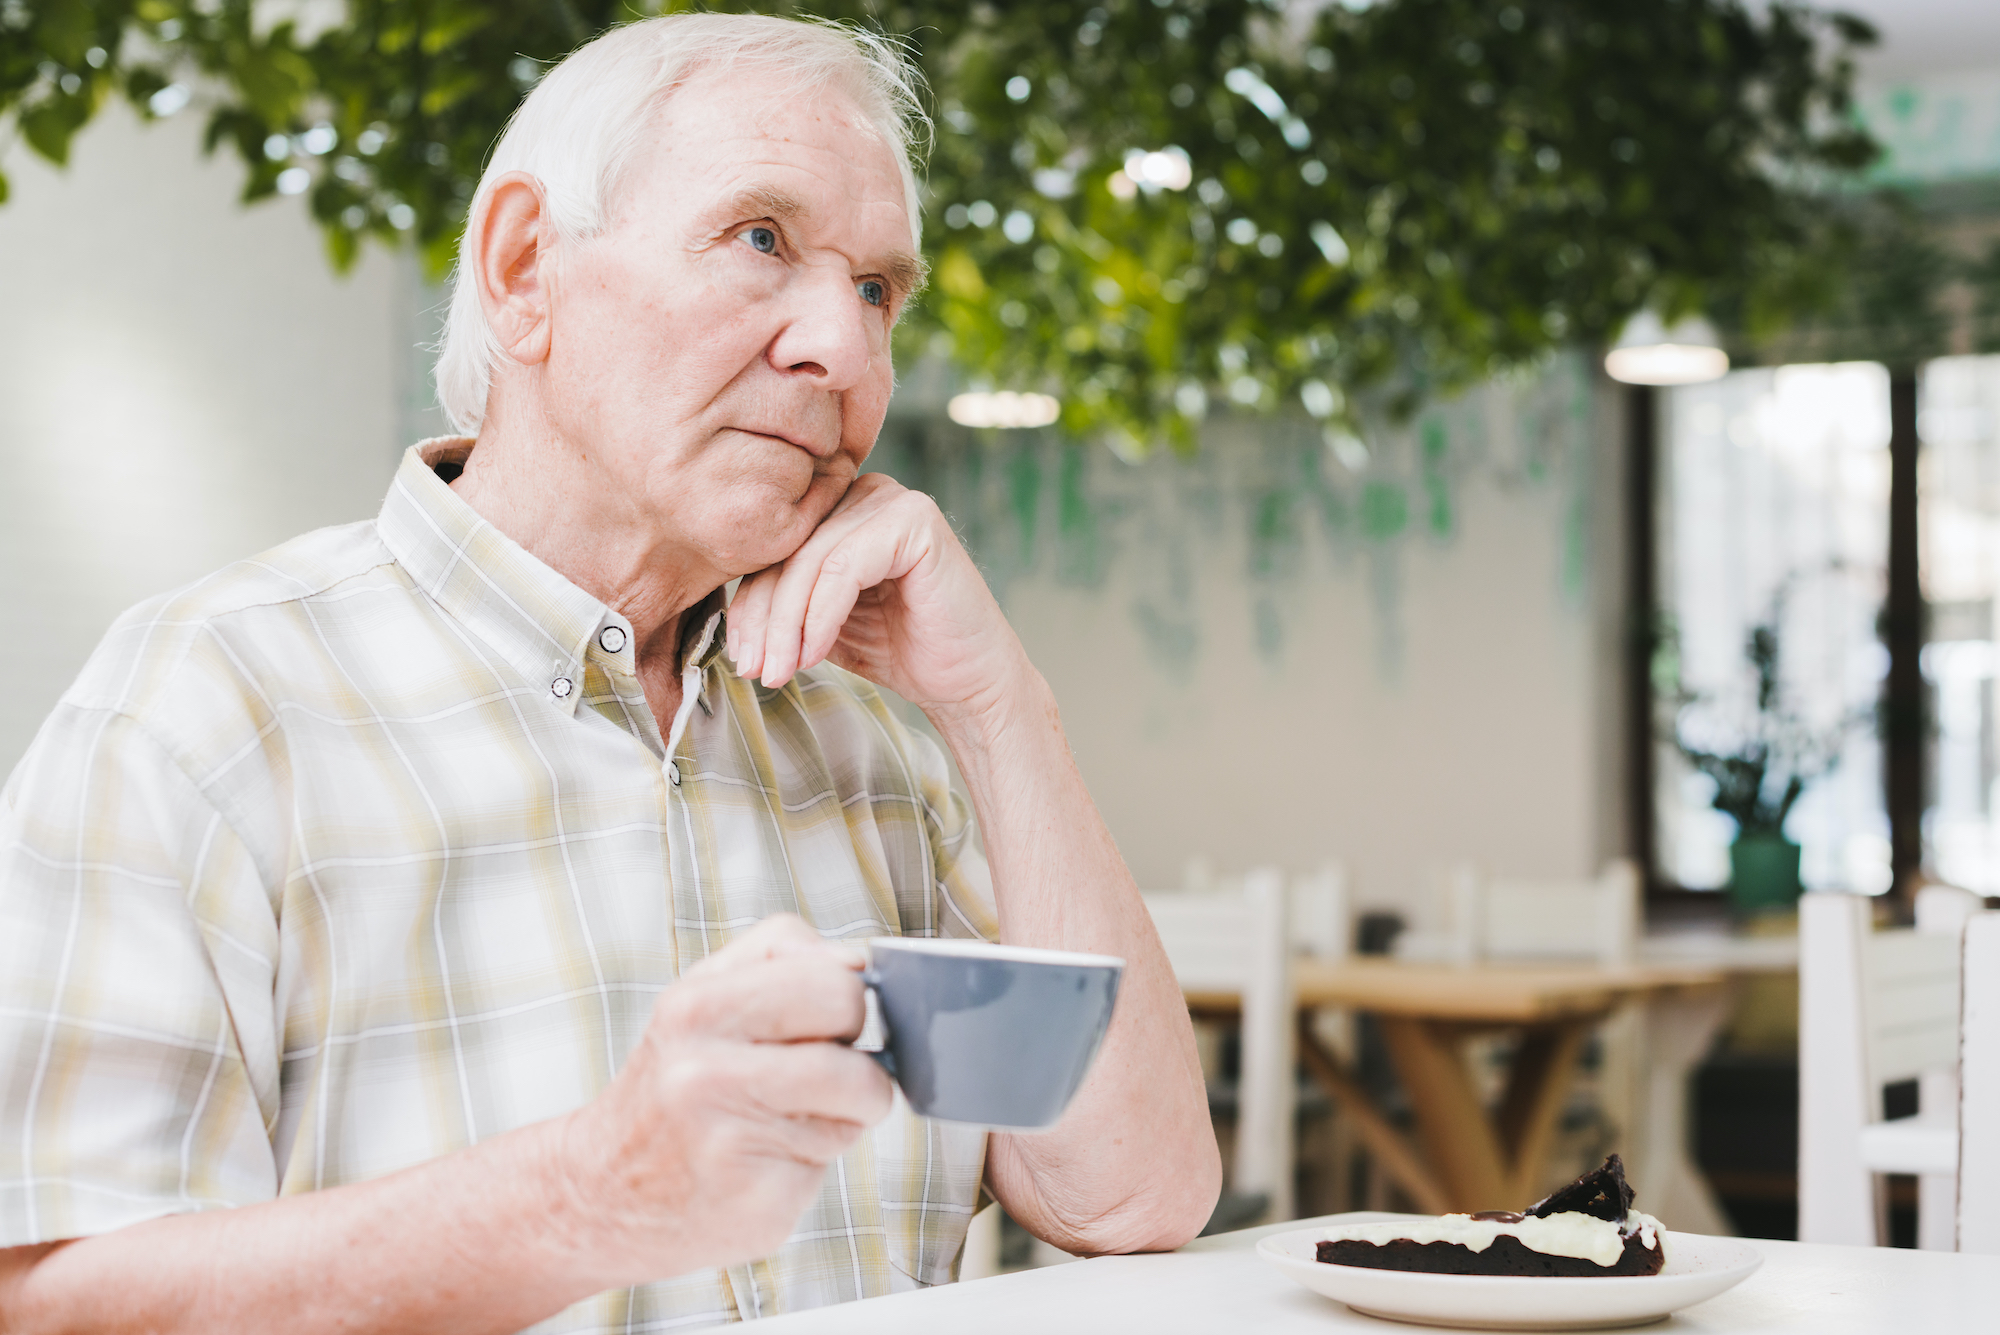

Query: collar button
[550,676,574,699]
[599,625,628,654]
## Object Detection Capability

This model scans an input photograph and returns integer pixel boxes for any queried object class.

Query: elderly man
[0,13,1219,1334]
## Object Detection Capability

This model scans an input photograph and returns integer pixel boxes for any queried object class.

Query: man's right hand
[551,914,895,1285]
[0,914,891,1335]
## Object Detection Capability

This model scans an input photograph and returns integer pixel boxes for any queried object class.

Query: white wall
[878,374,1629,924]
[0,103,411,770]
[1013,477,1606,911]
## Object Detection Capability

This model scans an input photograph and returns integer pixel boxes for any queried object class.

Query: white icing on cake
[1319,1210,1665,1269]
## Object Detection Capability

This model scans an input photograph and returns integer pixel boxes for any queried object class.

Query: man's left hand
[724,473,1026,721]
[725,473,1222,1258]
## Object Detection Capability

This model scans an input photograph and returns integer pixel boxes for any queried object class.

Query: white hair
[433,13,930,435]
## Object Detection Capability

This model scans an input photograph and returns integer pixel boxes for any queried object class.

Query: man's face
[531,67,918,578]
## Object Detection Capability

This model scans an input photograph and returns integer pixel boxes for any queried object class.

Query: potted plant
[1659,591,1859,914]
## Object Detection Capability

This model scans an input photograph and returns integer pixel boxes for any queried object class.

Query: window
[1655,354,2000,897]
[1920,356,2000,893]
[1659,363,1892,893]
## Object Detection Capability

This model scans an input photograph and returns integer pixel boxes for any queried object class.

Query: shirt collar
[377,438,727,716]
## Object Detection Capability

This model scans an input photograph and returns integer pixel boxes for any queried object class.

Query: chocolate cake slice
[1314,1155,1666,1277]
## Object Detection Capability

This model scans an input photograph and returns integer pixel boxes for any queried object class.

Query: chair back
[1450,859,1641,966]
[1799,891,1966,1247]
[1961,911,2000,1255]
[1146,871,1286,990]
[1289,860,1351,962]
[1144,867,1295,1221]
[1862,928,1962,1087]
[1178,858,1350,961]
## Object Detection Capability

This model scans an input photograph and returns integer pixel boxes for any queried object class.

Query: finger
[749,480,909,686]
[685,915,867,979]
[684,919,863,986]
[796,526,925,677]
[727,567,782,679]
[769,1113,874,1167]
[752,524,875,689]
[732,1037,896,1130]
[669,951,869,1043]
[697,912,824,967]
[728,1109,873,1175]
[682,914,820,979]
[758,496,931,688]
[815,470,903,525]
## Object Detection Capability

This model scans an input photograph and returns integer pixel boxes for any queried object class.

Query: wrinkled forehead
[606,62,916,244]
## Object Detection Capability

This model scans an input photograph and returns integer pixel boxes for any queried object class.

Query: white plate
[1257,1226,1763,1330]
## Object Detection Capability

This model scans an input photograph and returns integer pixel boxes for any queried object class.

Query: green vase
[1728,835,1803,914]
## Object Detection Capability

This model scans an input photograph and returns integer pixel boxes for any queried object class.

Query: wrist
[924,655,1054,758]
[531,1105,634,1290]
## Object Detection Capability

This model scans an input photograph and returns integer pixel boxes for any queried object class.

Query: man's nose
[765,263,880,391]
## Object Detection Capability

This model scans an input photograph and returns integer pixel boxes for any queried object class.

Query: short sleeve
[0,704,280,1246]
[893,721,999,945]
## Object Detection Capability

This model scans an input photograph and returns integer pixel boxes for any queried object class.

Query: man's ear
[472,171,556,367]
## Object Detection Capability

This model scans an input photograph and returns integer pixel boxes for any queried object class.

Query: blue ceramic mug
[859,938,1124,1130]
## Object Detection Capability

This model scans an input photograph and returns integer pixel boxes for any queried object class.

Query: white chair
[1799,887,1978,1249]
[1436,859,1642,966]
[1289,861,1352,963]
[1145,867,1295,1221]
[1180,858,1350,962]
[1961,911,2000,1255]
[1915,885,1984,1247]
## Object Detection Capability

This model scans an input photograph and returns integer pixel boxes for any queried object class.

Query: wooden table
[753,1213,2000,1333]
[1185,959,1728,1216]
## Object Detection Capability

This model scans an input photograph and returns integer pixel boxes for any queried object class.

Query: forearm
[929,667,1220,1255]
[0,1113,610,1335]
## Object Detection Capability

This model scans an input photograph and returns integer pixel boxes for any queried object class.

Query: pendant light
[1604,310,1730,386]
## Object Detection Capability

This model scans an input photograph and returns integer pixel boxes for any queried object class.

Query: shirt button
[599,625,627,653]
[667,761,682,786]
[550,676,573,699]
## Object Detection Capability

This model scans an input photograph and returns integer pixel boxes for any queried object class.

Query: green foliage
[1,0,625,272]
[903,0,1882,450]
[1757,191,1962,371]
[1969,234,2000,355]
[1,0,1889,449]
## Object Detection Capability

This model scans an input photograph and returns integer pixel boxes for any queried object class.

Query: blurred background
[6,0,2000,1259]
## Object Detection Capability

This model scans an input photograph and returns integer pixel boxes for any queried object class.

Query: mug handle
[857,967,896,1079]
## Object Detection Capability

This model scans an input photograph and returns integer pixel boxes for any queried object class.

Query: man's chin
[706,505,827,575]
[681,462,853,571]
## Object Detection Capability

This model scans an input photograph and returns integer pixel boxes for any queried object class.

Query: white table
[753,1215,2000,1333]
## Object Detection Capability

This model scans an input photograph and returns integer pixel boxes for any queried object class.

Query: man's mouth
[735,427,832,459]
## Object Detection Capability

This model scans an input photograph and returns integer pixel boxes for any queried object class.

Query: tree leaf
[20,100,85,166]
[0,0,1918,454]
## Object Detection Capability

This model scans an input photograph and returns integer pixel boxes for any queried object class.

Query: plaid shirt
[0,440,999,1330]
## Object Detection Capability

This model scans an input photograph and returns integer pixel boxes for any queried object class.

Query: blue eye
[745,226,777,254]
[858,279,886,307]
